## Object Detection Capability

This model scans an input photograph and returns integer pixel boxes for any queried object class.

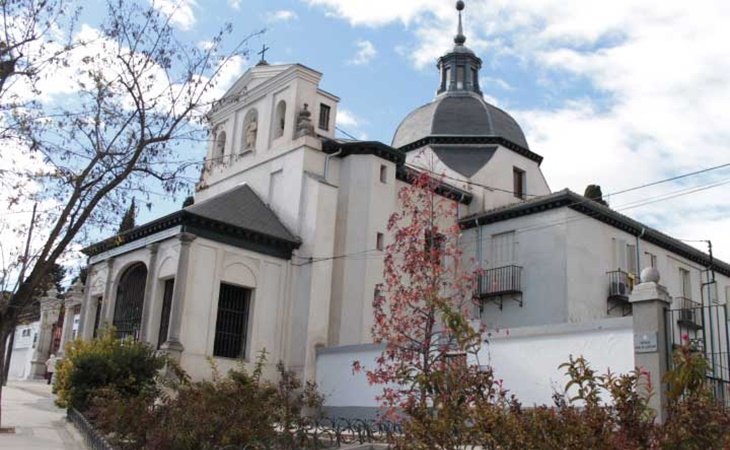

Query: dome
[392,93,530,150]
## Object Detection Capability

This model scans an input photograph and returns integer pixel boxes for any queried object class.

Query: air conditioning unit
[610,281,628,296]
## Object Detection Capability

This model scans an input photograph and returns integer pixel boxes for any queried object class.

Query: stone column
[78,267,96,340]
[58,281,84,355]
[630,267,672,423]
[100,258,116,327]
[160,233,196,360]
[30,289,60,379]
[138,243,160,343]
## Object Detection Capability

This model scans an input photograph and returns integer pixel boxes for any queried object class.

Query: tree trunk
[2,326,14,385]
[0,326,8,429]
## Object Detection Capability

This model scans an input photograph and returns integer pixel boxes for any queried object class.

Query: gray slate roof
[392,94,530,150]
[83,184,300,259]
[185,184,298,244]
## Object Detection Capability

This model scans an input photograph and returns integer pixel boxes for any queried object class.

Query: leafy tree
[0,0,262,427]
[117,198,136,233]
[584,184,609,206]
[359,170,484,448]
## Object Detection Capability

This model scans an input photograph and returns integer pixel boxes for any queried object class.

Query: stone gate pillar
[630,267,671,423]
[58,280,84,355]
[29,289,61,379]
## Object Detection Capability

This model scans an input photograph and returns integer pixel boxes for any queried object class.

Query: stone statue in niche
[295,103,315,138]
[244,117,257,151]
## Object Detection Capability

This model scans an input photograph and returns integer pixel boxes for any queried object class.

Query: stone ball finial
[640,267,660,284]
[456,1,465,11]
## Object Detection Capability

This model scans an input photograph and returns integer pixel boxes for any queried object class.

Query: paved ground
[0,380,86,449]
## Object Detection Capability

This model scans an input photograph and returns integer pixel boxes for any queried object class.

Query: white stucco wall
[7,321,40,380]
[405,144,551,216]
[466,204,730,330]
[316,318,633,409]
[329,155,397,346]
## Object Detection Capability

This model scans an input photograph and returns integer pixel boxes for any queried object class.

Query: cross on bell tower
[256,44,270,66]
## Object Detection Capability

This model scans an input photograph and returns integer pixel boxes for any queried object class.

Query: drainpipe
[636,227,646,276]
[324,149,342,181]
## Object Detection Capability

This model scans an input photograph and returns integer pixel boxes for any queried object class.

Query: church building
[76,2,730,400]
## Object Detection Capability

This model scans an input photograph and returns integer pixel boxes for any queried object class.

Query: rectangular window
[92,296,102,338]
[490,231,516,267]
[376,232,384,251]
[374,284,385,302]
[627,244,638,275]
[472,68,478,89]
[379,165,388,183]
[513,167,525,199]
[425,229,445,265]
[445,67,451,87]
[645,251,657,268]
[213,283,252,359]
[456,65,465,89]
[157,278,175,349]
[318,104,331,130]
[679,268,691,298]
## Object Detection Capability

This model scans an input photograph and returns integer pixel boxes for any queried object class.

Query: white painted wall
[479,319,634,406]
[316,318,633,409]
[405,144,551,216]
[329,155,397,346]
[466,204,730,331]
[7,321,40,380]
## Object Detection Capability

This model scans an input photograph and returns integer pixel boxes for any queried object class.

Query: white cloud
[337,108,361,128]
[336,108,369,139]
[151,0,198,31]
[348,40,377,66]
[266,10,299,23]
[228,0,241,10]
[308,0,730,260]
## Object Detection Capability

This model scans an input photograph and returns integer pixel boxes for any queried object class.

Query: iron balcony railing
[676,296,703,329]
[475,265,523,299]
[607,269,635,301]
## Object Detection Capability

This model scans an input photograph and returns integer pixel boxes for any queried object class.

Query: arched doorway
[113,262,148,340]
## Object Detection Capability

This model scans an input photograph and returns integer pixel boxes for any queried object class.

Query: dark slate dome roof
[391,93,530,150]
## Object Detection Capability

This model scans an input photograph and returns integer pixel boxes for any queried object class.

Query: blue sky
[6,0,728,266]
[126,0,730,260]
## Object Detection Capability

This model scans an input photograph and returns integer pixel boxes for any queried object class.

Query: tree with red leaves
[359,170,490,448]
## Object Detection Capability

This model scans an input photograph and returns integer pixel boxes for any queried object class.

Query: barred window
[213,283,252,359]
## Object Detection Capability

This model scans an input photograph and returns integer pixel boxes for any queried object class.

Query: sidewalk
[0,380,86,449]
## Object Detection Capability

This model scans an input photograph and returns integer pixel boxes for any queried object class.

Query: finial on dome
[454,1,466,46]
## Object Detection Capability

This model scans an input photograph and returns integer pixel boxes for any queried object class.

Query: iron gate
[666,302,730,407]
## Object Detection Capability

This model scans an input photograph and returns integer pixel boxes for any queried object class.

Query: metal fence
[67,409,399,450]
[67,408,115,450]
[216,418,400,449]
[665,303,730,408]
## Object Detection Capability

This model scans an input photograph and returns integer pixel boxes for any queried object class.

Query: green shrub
[90,351,324,450]
[55,328,166,411]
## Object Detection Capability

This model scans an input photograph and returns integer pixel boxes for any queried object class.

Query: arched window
[113,262,148,340]
[274,100,286,139]
[216,131,227,158]
[242,109,258,152]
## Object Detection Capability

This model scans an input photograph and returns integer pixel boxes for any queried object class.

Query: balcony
[607,270,635,316]
[676,296,703,330]
[475,265,523,310]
